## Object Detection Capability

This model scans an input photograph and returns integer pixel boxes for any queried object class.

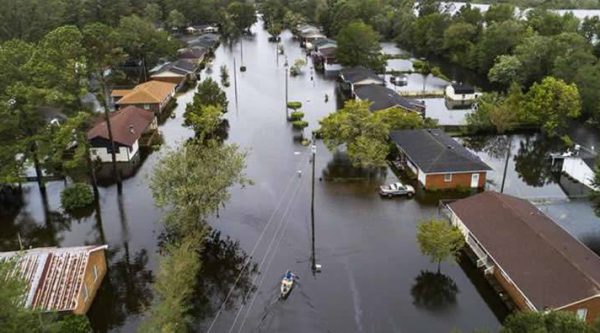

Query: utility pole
[284,56,289,119]
[311,142,317,274]
[233,57,239,107]
[500,135,512,193]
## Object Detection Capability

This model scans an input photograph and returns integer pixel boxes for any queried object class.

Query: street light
[284,56,289,120]
[310,142,317,274]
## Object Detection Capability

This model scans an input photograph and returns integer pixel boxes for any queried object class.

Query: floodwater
[9,19,600,333]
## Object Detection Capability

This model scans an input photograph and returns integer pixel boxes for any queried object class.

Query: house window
[577,308,588,321]
[143,104,150,110]
[93,265,98,282]
[91,150,97,156]
[83,284,89,302]
[444,174,452,182]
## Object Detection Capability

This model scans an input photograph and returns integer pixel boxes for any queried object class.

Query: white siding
[417,167,427,187]
[445,85,479,102]
[562,157,598,190]
[90,140,139,163]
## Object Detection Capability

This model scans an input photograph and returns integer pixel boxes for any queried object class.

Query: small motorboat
[280,270,295,299]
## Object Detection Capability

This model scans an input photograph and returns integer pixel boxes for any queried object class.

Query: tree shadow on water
[322,151,387,182]
[411,270,459,312]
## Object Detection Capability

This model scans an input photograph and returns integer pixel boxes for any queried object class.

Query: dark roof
[354,85,423,113]
[178,46,207,60]
[389,129,491,173]
[318,46,337,58]
[451,83,474,94]
[584,157,597,169]
[152,60,196,76]
[449,191,600,310]
[87,106,155,147]
[313,38,336,47]
[188,34,219,48]
[339,66,383,85]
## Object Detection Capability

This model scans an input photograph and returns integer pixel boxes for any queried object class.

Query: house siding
[424,172,486,190]
[561,297,600,325]
[90,140,139,163]
[492,266,536,311]
[562,158,598,190]
[73,249,107,314]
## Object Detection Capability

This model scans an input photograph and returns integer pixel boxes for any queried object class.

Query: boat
[280,270,295,299]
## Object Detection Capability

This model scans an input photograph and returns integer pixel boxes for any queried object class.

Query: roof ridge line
[497,194,600,294]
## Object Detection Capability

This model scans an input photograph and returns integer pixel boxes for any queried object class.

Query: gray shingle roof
[390,129,491,173]
[339,66,383,85]
[354,85,423,113]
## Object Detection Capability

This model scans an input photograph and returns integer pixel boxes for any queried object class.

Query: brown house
[112,80,176,114]
[0,245,108,315]
[446,192,600,324]
[390,129,491,190]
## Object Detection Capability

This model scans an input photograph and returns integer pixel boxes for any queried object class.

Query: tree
[410,12,450,56]
[475,20,527,74]
[82,23,126,192]
[184,104,225,141]
[484,3,515,25]
[143,3,162,24]
[500,311,590,333]
[575,63,600,122]
[227,1,257,33]
[488,55,523,88]
[521,76,581,136]
[413,60,431,92]
[592,163,600,217]
[166,9,186,30]
[336,20,384,71]
[443,22,478,63]
[416,219,465,273]
[190,78,229,112]
[514,35,554,85]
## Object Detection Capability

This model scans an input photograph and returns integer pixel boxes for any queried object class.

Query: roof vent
[447,145,453,149]
[129,125,135,134]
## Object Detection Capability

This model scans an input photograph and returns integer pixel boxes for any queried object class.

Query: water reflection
[513,135,564,187]
[192,230,259,325]
[322,151,387,182]
[411,270,459,312]
[88,248,154,333]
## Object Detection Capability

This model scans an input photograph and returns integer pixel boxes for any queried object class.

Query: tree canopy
[336,20,384,71]
[416,219,465,272]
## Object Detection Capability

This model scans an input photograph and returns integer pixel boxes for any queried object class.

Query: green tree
[228,1,257,33]
[143,3,162,24]
[521,76,581,136]
[410,12,450,56]
[592,162,600,217]
[484,3,515,25]
[526,9,579,36]
[336,20,384,71]
[575,63,600,122]
[514,34,554,85]
[475,20,527,74]
[184,104,225,141]
[413,60,431,92]
[443,22,478,63]
[488,55,523,88]
[416,219,465,273]
[190,78,229,112]
[166,9,186,30]
[500,311,590,333]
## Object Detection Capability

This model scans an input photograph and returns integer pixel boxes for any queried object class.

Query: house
[87,106,158,163]
[113,80,176,114]
[150,59,199,87]
[177,46,207,65]
[312,46,341,74]
[390,129,491,190]
[445,191,600,324]
[445,83,480,106]
[555,146,598,191]
[187,33,220,51]
[0,245,108,315]
[295,24,325,48]
[312,38,337,51]
[354,85,425,114]
[339,66,384,97]
[186,24,218,35]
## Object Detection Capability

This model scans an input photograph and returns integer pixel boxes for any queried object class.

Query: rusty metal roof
[0,245,108,312]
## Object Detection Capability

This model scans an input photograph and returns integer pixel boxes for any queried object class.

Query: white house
[87,106,157,163]
[445,83,480,103]
[560,148,598,191]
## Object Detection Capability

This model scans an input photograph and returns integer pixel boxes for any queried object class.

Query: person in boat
[285,271,293,280]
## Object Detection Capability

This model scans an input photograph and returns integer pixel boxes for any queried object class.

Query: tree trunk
[31,143,46,193]
[437,260,441,274]
[99,77,123,194]
[86,145,100,201]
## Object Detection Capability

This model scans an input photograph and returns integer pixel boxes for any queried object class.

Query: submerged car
[379,182,415,198]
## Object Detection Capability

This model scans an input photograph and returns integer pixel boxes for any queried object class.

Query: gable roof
[389,129,491,173]
[0,245,108,312]
[318,46,337,58]
[449,191,600,310]
[87,106,155,146]
[340,66,383,85]
[178,46,207,60]
[354,85,423,113]
[151,59,197,77]
[313,38,336,47]
[116,80,176,105]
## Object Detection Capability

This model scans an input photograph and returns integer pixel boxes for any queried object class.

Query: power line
[234,175,305,333]
[206,155,308,332]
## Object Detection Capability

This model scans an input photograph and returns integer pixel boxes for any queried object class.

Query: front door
[471,173,480,188]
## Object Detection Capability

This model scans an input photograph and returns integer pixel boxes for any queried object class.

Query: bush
[61,183,94,211]
[290,111,304,121]
[292,120,309,130]
[287,101,302,110]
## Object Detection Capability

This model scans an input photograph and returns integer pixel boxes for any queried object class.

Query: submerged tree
[500,311,591,333]
[336,20,384,71]
[416,219,465,273]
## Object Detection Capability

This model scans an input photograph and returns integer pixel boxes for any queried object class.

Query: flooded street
[11,19,600,333]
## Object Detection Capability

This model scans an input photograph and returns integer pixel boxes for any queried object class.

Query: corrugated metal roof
[0,245,108,312]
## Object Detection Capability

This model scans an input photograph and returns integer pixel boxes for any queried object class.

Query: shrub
[290,111,304,121]
[287,101,302,110]
[61,183,94,211]
[292,120,309,130]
